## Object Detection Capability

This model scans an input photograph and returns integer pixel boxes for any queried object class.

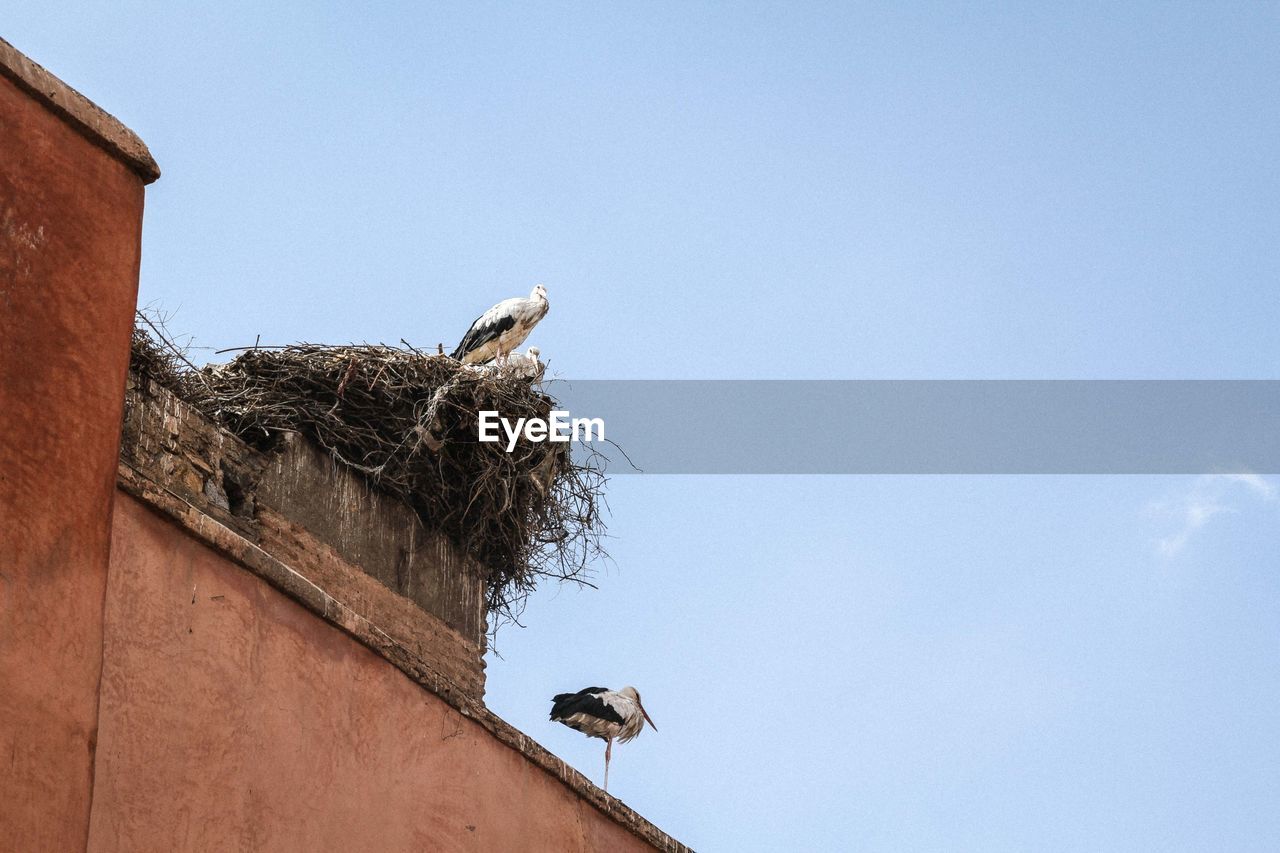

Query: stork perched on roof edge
[550,685,656,792]
[451,284,549,366]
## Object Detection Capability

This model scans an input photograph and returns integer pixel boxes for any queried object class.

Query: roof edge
[0,36,160,184]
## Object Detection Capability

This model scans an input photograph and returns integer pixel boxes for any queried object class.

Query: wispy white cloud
[1219,473,1277,501]
[1148,474,1276,557]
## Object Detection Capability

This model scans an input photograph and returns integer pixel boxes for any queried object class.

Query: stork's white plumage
[465,346,544,382]
[451,285,549,365]
[502,346,544,380]
[550,685,656,792]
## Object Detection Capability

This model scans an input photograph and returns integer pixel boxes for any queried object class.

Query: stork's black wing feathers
[549,687,624,725]
[552,686,610,704]
[450,312,516,360]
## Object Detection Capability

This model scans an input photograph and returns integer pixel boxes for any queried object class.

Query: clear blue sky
[12,3,1280,850]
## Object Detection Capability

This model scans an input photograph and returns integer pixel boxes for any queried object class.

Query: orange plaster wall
[0,72,146,849]
[88,494,652,853]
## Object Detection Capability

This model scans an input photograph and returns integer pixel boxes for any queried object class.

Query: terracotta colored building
[0,39,687,852]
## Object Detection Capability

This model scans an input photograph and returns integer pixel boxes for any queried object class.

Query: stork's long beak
[640,703,657,732]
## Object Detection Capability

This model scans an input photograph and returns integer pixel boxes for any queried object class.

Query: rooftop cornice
[0,36,159,183]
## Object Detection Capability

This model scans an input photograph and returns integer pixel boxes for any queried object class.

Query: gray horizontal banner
[535,380,1280,474]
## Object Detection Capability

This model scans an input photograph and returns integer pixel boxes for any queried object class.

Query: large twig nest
[130,318,607,624]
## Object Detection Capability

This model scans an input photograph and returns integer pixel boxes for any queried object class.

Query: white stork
[503,346,544,380]
[550,685,656,792]
[451,284,549,366]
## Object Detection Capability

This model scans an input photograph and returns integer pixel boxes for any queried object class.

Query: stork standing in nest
[503,346,544,381]
[451,284,549,366]
[550,685,656,792]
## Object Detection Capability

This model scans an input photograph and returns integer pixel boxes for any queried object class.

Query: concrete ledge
[0,36,159,183]
[255,504,486,700]
[260,432,487,641]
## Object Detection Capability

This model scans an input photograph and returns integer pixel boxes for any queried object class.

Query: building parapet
[0,36,159,183]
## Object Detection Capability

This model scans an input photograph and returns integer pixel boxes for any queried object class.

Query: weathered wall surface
[261,433,488,641]
[119,376,488,700]
[90,495,654,853]
[0,41,156,851]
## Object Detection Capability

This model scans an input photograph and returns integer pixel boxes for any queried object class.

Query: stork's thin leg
[604,738,612,793]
